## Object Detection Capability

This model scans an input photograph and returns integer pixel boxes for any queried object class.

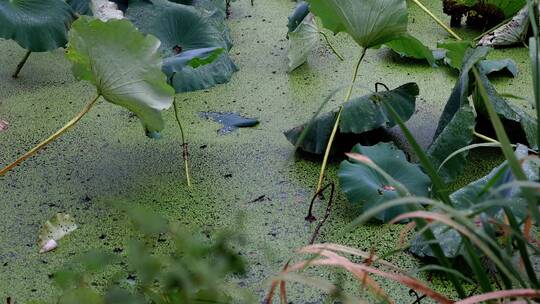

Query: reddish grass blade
[455,289,540,304]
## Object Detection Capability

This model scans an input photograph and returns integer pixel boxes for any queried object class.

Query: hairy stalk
[319,31,344,61]
[315,48,367,194]
[173,98,192,187]
[0,95,101,176]
[12,50,31,78]
[410,0,463,40]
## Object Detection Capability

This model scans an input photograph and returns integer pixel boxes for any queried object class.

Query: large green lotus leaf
[66,0,92,15]
[474,70,538,149]
[305,0,408,48]
[287,14,319,72]
[0,0,75,52]
[66,17,174,138]
[385,34,435,66]
[285,83,419,154]
[126,0,237,93]
[191,0,232,49]
[411,145,532,258]
[428,104,476,183]
[169,55,237,92]
[338,142,431,223]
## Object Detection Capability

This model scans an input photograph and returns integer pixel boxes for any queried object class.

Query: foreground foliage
[39,208,251,303]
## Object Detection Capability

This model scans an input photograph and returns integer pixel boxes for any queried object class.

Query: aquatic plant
[42,207,251,303]
[0,17,219,177]
[295,0,540,299]
[0,0,75,77]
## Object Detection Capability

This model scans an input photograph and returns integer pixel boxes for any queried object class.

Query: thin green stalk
[12,50,31,78]
[474,131,500,144]
[410,0,462,40]
[0,95,101,176]
[173,98,192,188]
[319,31,344,61]
[315,48,367,194]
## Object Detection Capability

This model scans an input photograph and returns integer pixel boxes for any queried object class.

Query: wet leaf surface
[285,83,419,155]
[338,142,431,223]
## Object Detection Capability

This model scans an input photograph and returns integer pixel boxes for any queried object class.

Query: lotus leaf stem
[410,0,463,41]
[173,98,192,187]
[315,48,368,194]
[0,95,101,176]
[12,50,32,78]
[319,31,344,61]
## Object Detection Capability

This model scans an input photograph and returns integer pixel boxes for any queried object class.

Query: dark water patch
[198,111,259,134]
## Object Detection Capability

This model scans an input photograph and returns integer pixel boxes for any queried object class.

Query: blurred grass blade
[472,67,540,225]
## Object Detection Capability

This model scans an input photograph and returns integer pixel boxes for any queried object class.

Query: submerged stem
[173,98,192,187]
[319,31,344,61]
[12,50,32,78]
[410,0,463,41]
[315,48,368,194]
[0,95,101,176]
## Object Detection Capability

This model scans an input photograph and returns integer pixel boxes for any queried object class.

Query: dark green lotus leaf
[0,0,75,52]
[474,70,538,149]
[285,83,419,154]
[288,1,310,32]
[126,0,237,93]
[285,110,337,155]
[340,83,418,133]
[385,34,435,66]
[437,40,474,70]
[434,46,489,138]
[191,0,232,49]
[411,145,531,258]
[66,0,92,15]
[305,0,408,48]
[338,142,431,223]
[169,55,238,92]
[428,104,476,183]
[478,59,518,77]
[66,17,175,138]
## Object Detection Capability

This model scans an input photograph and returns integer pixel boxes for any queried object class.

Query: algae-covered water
[0,0,533,302]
